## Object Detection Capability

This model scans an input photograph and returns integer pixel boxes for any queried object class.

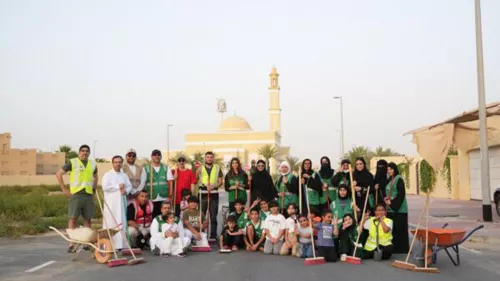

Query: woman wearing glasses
[249,160,277,203]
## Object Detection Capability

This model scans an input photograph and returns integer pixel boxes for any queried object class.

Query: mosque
[172,66,291,174]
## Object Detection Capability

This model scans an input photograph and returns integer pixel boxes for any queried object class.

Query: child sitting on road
[150,200,190,255]
[152,211,185,257]
[229,199,248,229]
[297,214,313,258]
[362,204,393,260]
[337,213,362,258]
[263,200,287,255]
[179,189,191,220]
[183,196,209,246]
[312,209,339,262]
[280,203,299,256]
[244,208,265,252]
[220,215,244,251]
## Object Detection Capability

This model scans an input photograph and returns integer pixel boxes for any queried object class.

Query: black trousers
[364,244,393,260]
[317,246,338,262]
[222,230,243,248]
[201,193,219,239]
[174,204,181,218]
[152,201,162,218]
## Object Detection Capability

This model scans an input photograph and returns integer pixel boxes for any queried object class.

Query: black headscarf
[341,159,351,166]
[374,159,388,185]
[338,185,351,200]
[319,156,334,178]
[250,160,276,202]
[301,159,313,176]
[387,162,400,176]
[353,157,373,187]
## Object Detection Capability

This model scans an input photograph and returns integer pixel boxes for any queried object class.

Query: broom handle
[352,186,371,257]
[207,173,211,236]
[281,177,284,214]
[424,192,430,269]
[348,165,358,223]
[298,171,302,214]
[95,189,119,260]
[303,168,318,259]
[404,192,428,263]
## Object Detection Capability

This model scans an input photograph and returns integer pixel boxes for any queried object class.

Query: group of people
[56,145,410,262]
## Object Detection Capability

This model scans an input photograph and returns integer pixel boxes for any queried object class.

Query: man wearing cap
[122,149,146,203]
[172,156,197,217]
[143,149,174,217]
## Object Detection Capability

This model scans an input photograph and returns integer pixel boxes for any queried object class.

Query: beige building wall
[36,152,66,175]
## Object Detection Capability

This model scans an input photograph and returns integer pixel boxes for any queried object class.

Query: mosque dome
[219,115,252,131]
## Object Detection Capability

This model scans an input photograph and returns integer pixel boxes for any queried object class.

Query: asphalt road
[2,192,500,281]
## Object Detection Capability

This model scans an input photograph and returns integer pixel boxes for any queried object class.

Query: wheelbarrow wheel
[94,238,112,264]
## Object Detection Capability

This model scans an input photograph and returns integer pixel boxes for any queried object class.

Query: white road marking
[25,261,56,273]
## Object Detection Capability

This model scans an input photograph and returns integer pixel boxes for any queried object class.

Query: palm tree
[257,144,277,171]
[344,145,373,169]
[95,158,108,163]
[57,145,77,163]
[168,151,193,166]
[285,156,300,173]
[373,146,401,157]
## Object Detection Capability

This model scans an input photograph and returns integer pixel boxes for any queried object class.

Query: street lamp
[333,96,345,158]
[336,130,342,162]
[474,0,492,222]
[166,124,174,163]
[92,140,98,159]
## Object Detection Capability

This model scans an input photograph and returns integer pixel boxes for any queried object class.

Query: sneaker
[152,247,160,256]
[177,253,186,258]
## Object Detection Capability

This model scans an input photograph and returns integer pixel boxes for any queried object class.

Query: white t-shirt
[297,225,312,244]
[363,218,393,230]
[161,222,179,234]
[285,216,297,233]
[263,213,287,240]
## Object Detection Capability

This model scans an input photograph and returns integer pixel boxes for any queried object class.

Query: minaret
[269,66,281,135]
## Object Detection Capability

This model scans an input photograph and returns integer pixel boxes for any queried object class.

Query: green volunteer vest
[145,164,169,200]
[364,217,393,251]
[259,210,269,220]
[305,172,320,206]
[69,158,95,195]
[248,219,263,238]
[385,175,408,214]
[330,197,353,228]
[227,173,247,203]
[275,173,298,209]
[317,172,336,204]
[229,211,249,229]
[337,172,350,187]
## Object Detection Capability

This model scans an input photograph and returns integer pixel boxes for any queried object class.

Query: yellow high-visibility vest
[199,165,220,194]
[69,158,95,194]
[364,217,393,251]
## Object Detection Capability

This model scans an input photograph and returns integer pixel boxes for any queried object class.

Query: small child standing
[220,215,244,251]
[179,189,191,220]
[313,209,339,262]
[280,203,299,256]
[297,214,313,258]
[263,200,287,255]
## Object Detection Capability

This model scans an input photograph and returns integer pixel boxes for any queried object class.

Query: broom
[298,170,302,214]
[207,174,216,245]
[412,192,439,273]
[344,186,371,265]
[99,190,142,257]
[302,167,326,266]
[95,189,128,267]
[348,165,358,224]
[392,193,428,270]
[116,192,146,265]
[191,186,212,252]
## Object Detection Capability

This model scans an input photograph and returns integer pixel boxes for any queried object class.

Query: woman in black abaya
[249,160,277,203]
[352,157,374,221]
[371,159,389,208]
[385,162,410,254]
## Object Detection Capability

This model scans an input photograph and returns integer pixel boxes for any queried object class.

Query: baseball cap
[151,149,162,156]
[126,148,137,155]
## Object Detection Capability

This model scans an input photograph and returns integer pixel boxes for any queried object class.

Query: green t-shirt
[183,209,204,232]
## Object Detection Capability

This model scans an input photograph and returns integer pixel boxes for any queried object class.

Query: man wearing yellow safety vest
[196,151,223,240]
[56,144,98,253]
[143,149,174,218]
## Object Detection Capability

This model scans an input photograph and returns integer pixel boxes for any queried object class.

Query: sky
[1,0,499,162]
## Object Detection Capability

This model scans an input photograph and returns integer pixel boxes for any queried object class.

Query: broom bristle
[344,256,361,265]
[128,258,146,266]
[107,258,128,267]
[304,257,326,266]
[412,267,440,274]
[191,246,212,252]
[392,260,417,270]
[121,248,142,256]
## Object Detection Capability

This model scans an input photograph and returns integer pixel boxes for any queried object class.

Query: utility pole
[166,124,174,164]
[333,96,345,158]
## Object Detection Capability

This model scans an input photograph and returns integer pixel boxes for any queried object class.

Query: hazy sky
[1,0,499,162]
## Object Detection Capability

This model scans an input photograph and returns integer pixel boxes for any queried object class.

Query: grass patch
[0,185,102,238]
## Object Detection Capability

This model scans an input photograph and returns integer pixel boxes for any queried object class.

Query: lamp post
[474,0,492,222]
[166,124,174,163]
[92,140,98,159]
[333,96,345,158]
[336,130,342,162]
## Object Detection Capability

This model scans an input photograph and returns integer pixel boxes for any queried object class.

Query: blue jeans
[300,242,313,258]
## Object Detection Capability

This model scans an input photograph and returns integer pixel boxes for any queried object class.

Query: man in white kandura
[103,155,132,250]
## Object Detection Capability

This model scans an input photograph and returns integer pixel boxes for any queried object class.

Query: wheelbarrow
[49,226,117,264]
[410,223,484,266]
